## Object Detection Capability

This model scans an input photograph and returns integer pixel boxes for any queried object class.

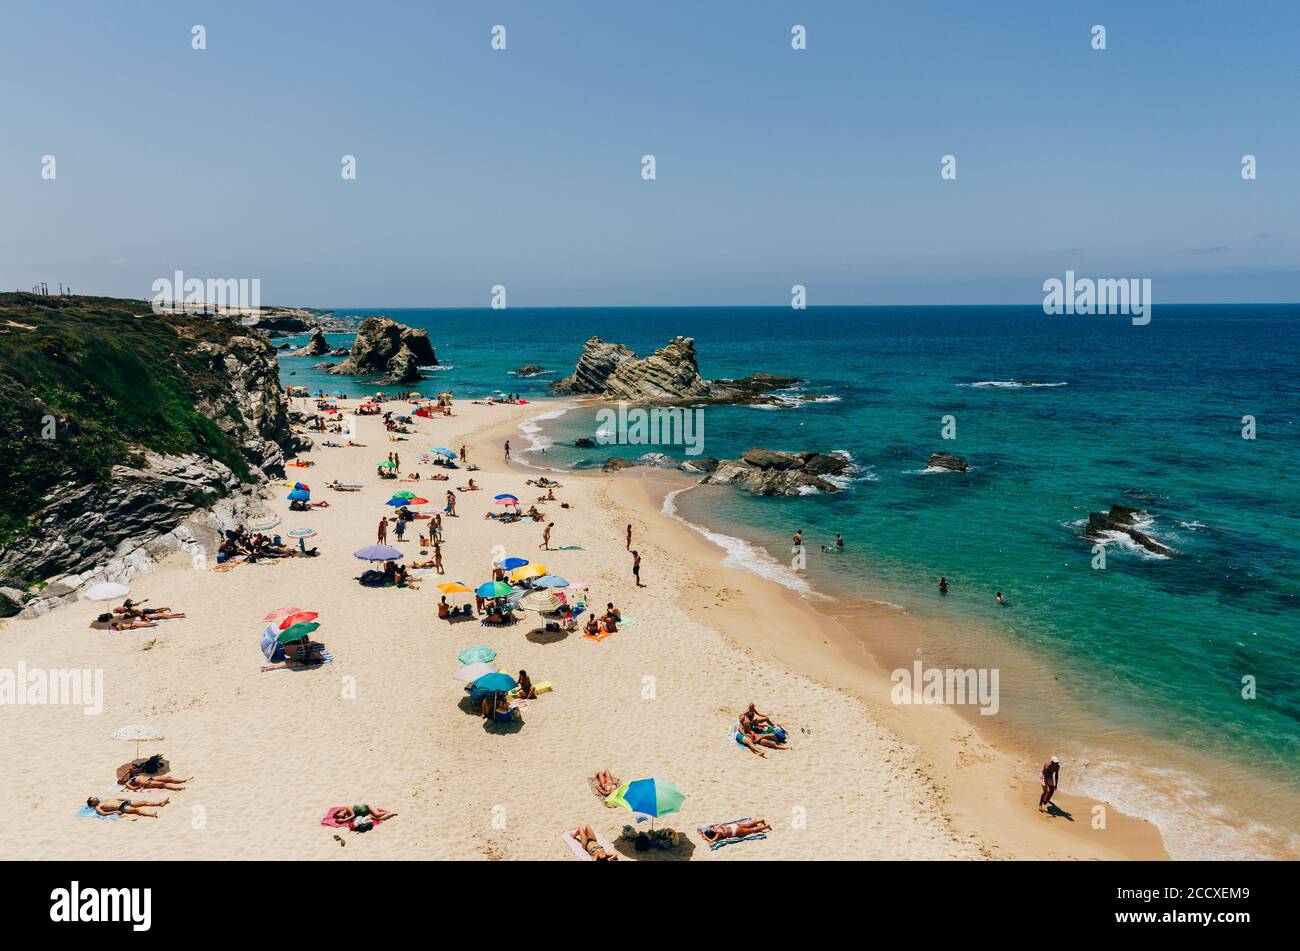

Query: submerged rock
[515,364,546,377]
[1083,504,1174,556]
[927,452,968,472]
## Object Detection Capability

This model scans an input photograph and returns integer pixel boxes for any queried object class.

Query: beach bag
[352,816,374,832]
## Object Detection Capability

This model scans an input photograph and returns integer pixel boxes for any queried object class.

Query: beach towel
[76,804,120,820]
[562,828,616,861]
[617,617,637,628]
[266,648,333,671]
[320,806,389,832]
[697,817,767,850]
[480,618,519,627]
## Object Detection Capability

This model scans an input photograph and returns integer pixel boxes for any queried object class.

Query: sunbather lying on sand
[736,724,790,757]
[86,796,170,818]
[593,769,620,797]
[124,773,191,792]
[740,703,776,731]
[334,804,397,823]
[573,824,618,860]
[93,614,159,631]
[700,819,770,844]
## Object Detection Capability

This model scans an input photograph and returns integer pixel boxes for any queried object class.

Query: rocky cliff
[327,316,438,384]
[551,336,798,405]
[0,293,303,616]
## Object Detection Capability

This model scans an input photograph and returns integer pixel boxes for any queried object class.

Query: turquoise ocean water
[277,305,1300,856]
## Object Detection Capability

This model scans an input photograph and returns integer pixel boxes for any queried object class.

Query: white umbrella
[453,662,497,682]
[518,590,561,613]
[85,581,130,601]
[111,724,163,759]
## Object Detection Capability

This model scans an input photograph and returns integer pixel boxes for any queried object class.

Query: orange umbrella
[278,611,319,629]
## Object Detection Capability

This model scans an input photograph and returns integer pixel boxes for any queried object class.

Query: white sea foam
[513,406,573,464]
[662,486,829,600]
[1068,753,1300,860]
[960,380,1068,389]
[419,364,454,371]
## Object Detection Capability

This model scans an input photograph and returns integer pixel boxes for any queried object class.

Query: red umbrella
[278,611,319,629]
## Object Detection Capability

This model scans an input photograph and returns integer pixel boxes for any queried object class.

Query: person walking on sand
[394,518,406,543]
[377,517,388,544]
[541,522,553,550]
[460,444,468,465]
[632,550,643,587]
[1038,756,1060,811]
[504,440,511,461]
[626,523,632,550]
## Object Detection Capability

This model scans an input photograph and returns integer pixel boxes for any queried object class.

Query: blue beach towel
[76,805,119,820]
[697,817,767,850]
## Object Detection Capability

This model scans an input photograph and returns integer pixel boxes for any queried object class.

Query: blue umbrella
[354,544,401,562]
[493,494,519,501]
[533,575,569,588]
[287,488,310,502]
[432,448,457,459]
[497,557,530,571]
[607,778,686,821]
[385,497,413,507]
[472,672,517,693]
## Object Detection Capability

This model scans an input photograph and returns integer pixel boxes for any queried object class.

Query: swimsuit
[118,801,132,812]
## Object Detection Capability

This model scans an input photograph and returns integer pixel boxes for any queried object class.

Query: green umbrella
[475,581,512,598]
[277,621,320,643]
[458,646,497,665]
[392,490,417,499]
[380,460,397,469]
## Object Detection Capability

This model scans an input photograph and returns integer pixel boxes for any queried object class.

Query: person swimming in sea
[938,577,949,593]
[995,591,1006,605]
[821,533,845,553]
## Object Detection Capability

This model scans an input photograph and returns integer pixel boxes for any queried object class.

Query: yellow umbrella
[437,581,473,594]
[510,563,547,583]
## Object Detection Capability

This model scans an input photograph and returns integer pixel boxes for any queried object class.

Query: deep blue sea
[277,304,1300,856]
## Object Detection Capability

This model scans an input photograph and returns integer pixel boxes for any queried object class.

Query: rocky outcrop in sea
[293,327,330,356]
[1083,504,1174,557]
[928,452,968,472]
[326,316,438,384]
[702,448,852,495]
[551,336,798,405]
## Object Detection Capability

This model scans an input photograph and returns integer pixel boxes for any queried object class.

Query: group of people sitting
[735,703,790,757]
[583,603,621,636]
[91,599,186,631]
[220,526,317,562]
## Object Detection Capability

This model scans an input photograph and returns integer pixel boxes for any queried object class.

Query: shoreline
[495,405,1168,859]
[513,401,1300,860]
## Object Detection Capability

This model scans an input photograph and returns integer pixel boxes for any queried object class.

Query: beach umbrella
[385,497,413,507]
[458,646,497,665]
[453,661,497,682]
[263,606,304,622]
[85,581,130,601]
[286,528,316,539]
[533,574,569,589]
[606,778,685,823]
[277,610,318,628]
[509,564,546,583]
[293,482,310,491]
[495,556,530,571]
[391,490,417,499]
[475,581,512,598]
[277,621,320,643]
[111,724,163,760]
[517,590,561,613]
[432,448,457,459]
[287,488,310,502]
[437,581,473,594]
[379,460,397,469]
[495,498,520,507]
[260,626,280,660]
[472,672,517,694]
[493,494,518,501]
[354,544,402,562]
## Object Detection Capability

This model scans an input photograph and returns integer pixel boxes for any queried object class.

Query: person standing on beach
[541,522,553,550]
[504,440,511,461]
[460,444,468,465]
[394,452,400,472]
[377,517,388,544]
[626,524,632,550]
[394,518,406,543]
[445,490,457,516]
[1039,756,1060,811]
[433,541,444,575]
[632,550,643,587]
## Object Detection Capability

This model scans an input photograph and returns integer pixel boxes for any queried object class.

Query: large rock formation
[703,449,852,496]
[551,336,798,405]
[327,317,437,384]
[1083,504,1173,557]
[293,327,330,356]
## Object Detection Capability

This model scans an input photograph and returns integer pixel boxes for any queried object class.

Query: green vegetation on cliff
[0,293,257,549]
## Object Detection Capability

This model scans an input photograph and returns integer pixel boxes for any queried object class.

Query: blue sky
[2,0,1298,306]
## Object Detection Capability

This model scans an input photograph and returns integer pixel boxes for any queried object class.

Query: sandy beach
[1,398,1166,860]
